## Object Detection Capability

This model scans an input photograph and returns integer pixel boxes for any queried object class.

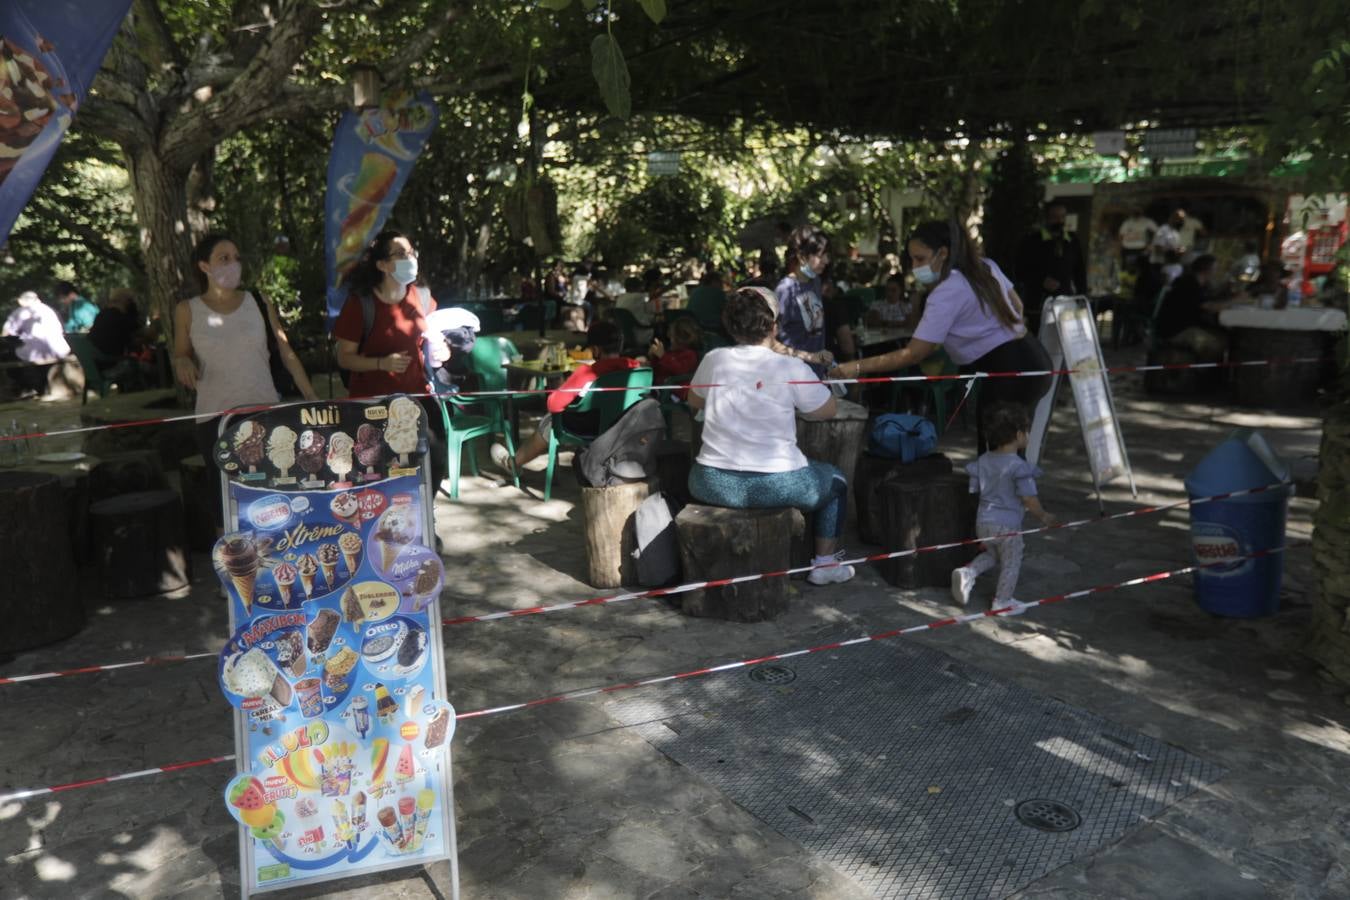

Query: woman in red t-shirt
[334,229,451,485]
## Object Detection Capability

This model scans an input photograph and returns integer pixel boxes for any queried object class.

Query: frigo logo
[1192,523,1248,578]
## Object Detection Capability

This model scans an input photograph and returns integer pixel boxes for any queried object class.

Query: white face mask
[391,257,418,286]
[210,262,242,291]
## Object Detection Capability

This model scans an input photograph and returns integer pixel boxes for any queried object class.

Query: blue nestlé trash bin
[1184,430,1290,618]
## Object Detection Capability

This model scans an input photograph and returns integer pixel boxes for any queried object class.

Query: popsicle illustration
[354,423,384,476]
[353,790,368,831]
[394,743,415,786]
[412,788,435,850]
[297,430,326,478]
[266,425,297,478]
[377,806,403,850]
[233,421,266,473]
[385,397,420,465]
[396,794,416,844]
[327,431,355,485]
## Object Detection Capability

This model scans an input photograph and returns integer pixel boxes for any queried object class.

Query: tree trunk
[1310,384,1350,690]
[582,481,650,588]
[127,147,195,355]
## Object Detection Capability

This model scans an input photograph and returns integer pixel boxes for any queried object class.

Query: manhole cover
[748,664,796,685]
[1014,798,1082,832]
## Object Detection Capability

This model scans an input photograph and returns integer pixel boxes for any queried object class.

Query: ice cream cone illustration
[317,543,339,586]
[338,531,362,574]
[374,506,415,573]
[297,554,318,597]
[220,535,259,614]
[273,562,297,606]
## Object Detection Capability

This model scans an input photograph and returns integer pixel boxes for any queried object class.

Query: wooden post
[879,473,977,588]
[0,472,83,654]
[581,481,650,588]
[854,453,954,546]
[89,489,192,599]
[676,504,794,622]
[795,398,869,490]
[89,448,167,502]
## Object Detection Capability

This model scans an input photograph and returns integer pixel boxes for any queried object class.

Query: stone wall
[1310,340,1350,689]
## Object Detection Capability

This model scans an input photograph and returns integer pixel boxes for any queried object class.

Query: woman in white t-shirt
[687,288,855,585]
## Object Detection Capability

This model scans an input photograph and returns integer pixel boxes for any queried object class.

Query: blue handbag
[867,413,937,463]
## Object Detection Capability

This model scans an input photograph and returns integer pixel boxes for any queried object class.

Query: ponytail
[909,218,1019,329]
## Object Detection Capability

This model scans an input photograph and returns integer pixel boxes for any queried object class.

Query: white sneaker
[951,567,975,607]
[807,552,855,585]
[488,442,516,476]
[995,599,1029,616]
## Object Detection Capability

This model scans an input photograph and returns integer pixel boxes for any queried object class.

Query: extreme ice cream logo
[248,495,293,531]
[1192,523,1248,577]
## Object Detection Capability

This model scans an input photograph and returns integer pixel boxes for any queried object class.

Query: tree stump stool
[676,504,796,622]
[582,481,650,588]
[855,453,954,545]
[0,471,84,654]
[879,473,977,589]
[179,454,219,552]
[796,398,869,492]
[89,448,167,503]
[88,489,191,599]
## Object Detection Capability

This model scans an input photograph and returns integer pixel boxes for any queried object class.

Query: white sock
[812,554,836,566]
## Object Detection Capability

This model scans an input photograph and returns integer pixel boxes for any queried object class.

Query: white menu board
[1028,297,1136,507]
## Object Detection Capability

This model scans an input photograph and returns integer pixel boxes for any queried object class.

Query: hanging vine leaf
[538,0,573,10]
[638,0,668,23]
[591,32,632,120]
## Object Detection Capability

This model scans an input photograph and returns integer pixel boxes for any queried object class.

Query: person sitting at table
[775,224,836,374]
[685,288,855,586]
[3,290,70,398]
[867,274,917,328]
[87,288,149,389]
[686,269,727,334]
[829,219,1052,452]
[490,319,639,477]
[616,268,662,345]
[1156,254,1229,362]
[648,315,701,387]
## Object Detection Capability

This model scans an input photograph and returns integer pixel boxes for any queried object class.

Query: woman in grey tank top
[173,233,317,524]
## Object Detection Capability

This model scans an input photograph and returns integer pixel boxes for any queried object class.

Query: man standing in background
[1016,201,1087,319]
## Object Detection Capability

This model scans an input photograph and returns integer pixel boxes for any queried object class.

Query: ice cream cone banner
[299,574,314,596]
[380,540,401,571]
[320,562,337,585]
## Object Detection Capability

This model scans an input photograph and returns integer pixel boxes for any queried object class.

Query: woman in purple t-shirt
[829,220,1052,449]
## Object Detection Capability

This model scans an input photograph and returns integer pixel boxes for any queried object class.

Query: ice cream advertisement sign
[0,2,134,244]
[323,90,439,325]
[215,398,457,895]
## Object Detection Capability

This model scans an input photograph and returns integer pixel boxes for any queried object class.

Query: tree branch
[9,209,143,274]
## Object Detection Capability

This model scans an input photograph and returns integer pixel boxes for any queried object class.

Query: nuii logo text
[248,495,293,531]
[1191,523,1248,577]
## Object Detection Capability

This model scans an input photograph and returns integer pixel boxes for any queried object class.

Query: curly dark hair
[983,402,1031,449]
[347,229,412,296]
[587,319,625,356]
[723,288,777,345]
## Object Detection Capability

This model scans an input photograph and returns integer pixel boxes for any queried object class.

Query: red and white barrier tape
[0,355,1328,445]
[0,546,1290,804]
[0,651,217,686]
[0,482,1290,686]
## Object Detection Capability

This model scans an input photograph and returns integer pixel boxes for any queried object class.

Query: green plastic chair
[434,337,525,498]
[65,333,111,404]
[543,366,653,500]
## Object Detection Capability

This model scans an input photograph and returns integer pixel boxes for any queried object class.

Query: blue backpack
[868,413,937,463]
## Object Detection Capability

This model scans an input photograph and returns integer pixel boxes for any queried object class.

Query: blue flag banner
[324,91,438,327]
[0,1,133,244]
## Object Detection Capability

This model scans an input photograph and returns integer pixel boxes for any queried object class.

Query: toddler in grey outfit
[952,404,1055,614]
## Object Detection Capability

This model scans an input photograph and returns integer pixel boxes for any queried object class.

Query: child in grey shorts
[951,404,1056,614]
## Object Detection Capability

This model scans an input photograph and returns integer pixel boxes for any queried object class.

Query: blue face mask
[392,257,418,286]
[913,265,939,286]
[799,262,817,280]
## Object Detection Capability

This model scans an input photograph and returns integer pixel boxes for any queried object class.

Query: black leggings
[962,336,1053,452]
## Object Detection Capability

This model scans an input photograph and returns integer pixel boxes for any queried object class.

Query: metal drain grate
[748,664,796,685]
[605,638,1223,899]
[1015,798,1082,833]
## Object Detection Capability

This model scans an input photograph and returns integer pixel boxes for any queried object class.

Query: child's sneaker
[807,551,855,585]
[995,598,1029,616]
[951,567,975,607]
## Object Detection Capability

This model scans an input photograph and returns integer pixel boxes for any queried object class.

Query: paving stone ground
[2,347,1347,899]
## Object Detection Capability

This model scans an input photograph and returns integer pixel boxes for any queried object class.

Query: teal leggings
[688,461,848,539]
